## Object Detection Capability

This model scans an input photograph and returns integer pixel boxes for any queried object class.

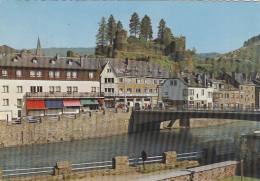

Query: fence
[1,150,200,179]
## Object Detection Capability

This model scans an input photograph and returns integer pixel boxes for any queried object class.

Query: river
[0,120,260,172]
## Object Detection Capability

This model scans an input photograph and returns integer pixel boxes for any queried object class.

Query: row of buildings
[0,38,259,121]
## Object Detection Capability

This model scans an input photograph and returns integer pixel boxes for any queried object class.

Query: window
[49,71,54,78]
[136,88,141,93]
[165,92,168,95]
[207,92,212,98]
[241,95,243,99]
[252,87,254,91]
[105,78,114,83]
[30,86,36,93]
[17,99,22,106]
[231,93,234,99]
[220,93,223,99]
[170,80,173,86]
[149,89,153,93]
[127,88,132,93]
[196,94,199,98]
[127,79,132,83]
[55,71,60,78]
[105,88,114,93]
[16,70,22,77]
[2,70,8,76]
[144,80,147,84]
[56,86,61,92]
[107,68,111,73]
[30,71,35,77]
[67,86,72,93]
[119,88,123,93]
[3,99,9,106]
[154,89,157,94]
[220,84,224,89]
[231,103,235,108]
[149,79,153,84]
[73,87,78,92]
[252,95,254,99]
[17,86,22,93]
[36,71,42,77]
[136,79,141,84]
[72,71,77,78]
[183,89,188,96]
[225,93,229,99]
[3,86,8,93]
[201,90,205,96]
[154,80,158,85]
[241,86,243,90]
[89,72,94,79]
[119,78,123,83]
[174,80,177,86]
[91,87,96,92]
[189,89,194,95]
[49,86,54,92]
[214,84,217,89]
[67,71,72,78]
[144,88,148,93]
[37,86,42,92]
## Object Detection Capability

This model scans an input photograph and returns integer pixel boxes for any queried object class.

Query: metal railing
[129,155,163,165]
[71,160,112,171]
[2,166,53,177]
[177,151,200,161]
[26,92,104,98]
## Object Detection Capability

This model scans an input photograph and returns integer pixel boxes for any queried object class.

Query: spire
[36,37,43,56]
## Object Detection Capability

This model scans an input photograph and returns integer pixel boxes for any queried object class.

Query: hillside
[195,52,220,60]
[28,47,95,57]
[0,45,19,54]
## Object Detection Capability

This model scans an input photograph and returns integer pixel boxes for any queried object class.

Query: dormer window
[158,69,162,76]
[148,68,152,76]
[32,57,38,63]
[67,59,73,65]
[12,56,18,62]
[50,58,56,64]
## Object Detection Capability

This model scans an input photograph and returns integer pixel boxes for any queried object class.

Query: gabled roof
[99,58,171,78]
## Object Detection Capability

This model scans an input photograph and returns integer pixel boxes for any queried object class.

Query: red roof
[63,100,82,107]
[26,101,47,110]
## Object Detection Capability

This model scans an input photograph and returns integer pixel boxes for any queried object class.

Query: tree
[163,27,173,46]
[96,17,108,48]
[157,19,166,44]
[129,12,140,37]
[116,21,123,32]
[106,15,116,45]
[140,15,153,41]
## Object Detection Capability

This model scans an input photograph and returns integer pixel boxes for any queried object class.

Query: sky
[0,1,260,54]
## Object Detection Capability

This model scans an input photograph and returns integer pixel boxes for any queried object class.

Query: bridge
[129,109,260,133]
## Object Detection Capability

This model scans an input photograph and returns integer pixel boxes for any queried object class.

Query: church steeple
[36,37,43,56]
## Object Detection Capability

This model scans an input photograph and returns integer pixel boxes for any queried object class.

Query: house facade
[0,38,103,121]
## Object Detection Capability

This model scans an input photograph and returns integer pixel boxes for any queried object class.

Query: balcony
[26,92,104,99]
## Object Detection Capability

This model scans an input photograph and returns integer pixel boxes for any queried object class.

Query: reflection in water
[0,121,260,170]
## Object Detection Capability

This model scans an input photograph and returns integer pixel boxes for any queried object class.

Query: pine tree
[157,19,166,44]
[106,15,116,45]
[129,12,140,37]
[140,15,153,41]
[116,21,123,32]
[96,17,108,47]
[163,27,173,46]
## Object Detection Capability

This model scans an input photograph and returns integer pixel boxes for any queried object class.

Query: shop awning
[44,100,63,108]
[26,101,47,110]
[80,99,99,105]
[63,100,82,107]
[98,98,104,104]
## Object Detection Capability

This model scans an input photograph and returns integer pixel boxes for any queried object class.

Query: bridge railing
[137,106,260,113]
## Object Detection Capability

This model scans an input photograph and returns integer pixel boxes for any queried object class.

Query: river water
[1,121,260,172]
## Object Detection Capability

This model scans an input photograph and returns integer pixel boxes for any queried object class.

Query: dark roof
[0,53,100,70]
[100,58,171,78]
[171,73,207,88]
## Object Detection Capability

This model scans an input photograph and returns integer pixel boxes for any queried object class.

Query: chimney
[125,58,129,65]
[56,53,59,60]
[80,56,84,67]
[243,73,246,80]
[20,50,25,59]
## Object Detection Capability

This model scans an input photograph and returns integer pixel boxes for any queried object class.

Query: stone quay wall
[0,109,131,148]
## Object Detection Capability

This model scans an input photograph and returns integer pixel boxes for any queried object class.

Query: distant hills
[27,47,95,57]
[194,52,220,60]
[0,45,20,54]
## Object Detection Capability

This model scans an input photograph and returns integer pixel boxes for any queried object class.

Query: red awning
[63,100,83,107]
[98,98,104,104]
[26,101,48,110]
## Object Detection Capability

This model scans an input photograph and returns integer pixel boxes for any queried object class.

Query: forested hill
[243,34,260,47]
[194,52,219,60]
[28,47,95,57]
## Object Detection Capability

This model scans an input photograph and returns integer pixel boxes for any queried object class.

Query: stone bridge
[129,110,260,133]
